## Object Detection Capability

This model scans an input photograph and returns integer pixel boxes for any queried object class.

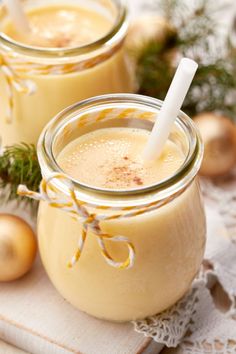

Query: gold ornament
[125,15,176,53]
[0,214,37,282]
[194,113,236,177]
[125,15,177,91]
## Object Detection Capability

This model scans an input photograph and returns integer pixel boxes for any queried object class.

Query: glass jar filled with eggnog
[36,94,206,322]
[0,0,133,145]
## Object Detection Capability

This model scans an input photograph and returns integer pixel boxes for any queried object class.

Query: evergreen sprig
[137,0,236,120]
[0,143,41,204]
[0,0,236,203]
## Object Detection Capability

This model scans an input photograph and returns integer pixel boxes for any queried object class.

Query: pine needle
[0,143,41,206]
[136,0,236,120]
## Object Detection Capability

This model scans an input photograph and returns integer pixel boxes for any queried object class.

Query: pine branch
[136,0,236,120]
[0,143,41,205]
[0,1,235,203]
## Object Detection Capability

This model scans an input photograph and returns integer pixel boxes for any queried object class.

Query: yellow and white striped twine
[0,42,122,124]
[18,173,187,270]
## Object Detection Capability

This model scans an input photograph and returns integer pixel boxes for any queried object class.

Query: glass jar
[0,0,133,145]
[36,94,206,322]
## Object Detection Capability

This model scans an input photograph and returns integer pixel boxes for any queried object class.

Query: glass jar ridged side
[0,0,133,145]
[36,94,206,322]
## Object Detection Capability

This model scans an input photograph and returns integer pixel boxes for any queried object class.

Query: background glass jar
[0,0,133,145]
[37,94,206,322]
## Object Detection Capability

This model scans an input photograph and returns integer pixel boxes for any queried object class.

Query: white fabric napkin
[133,181,236,353]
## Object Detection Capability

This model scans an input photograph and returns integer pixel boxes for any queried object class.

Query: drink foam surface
[57,127,185,190]
[3,5,113,48]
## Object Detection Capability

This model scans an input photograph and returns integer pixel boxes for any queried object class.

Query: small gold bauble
[0,214,37,282]
[194,113,236,177]
[125,15,176,53]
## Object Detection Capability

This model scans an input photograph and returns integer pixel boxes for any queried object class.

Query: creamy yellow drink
[0,1,133,145]
[37,124,206,321]
[4,5,113,48]
[58,128,184,189]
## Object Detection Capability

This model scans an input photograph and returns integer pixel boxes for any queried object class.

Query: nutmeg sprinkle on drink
[57,127,184,190]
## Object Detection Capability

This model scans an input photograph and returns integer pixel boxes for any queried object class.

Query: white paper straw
[3,0,30,34]
[143,58,198,161]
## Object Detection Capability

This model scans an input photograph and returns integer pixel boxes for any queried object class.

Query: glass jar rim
[37,94,203,204]
[0,0,127,58]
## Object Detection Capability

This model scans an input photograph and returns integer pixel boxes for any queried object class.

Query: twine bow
[18,173,136,270]
[0,53,36,123]
[18,173,187,270]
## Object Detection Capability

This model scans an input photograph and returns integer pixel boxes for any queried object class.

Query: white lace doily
[133,172,236,353]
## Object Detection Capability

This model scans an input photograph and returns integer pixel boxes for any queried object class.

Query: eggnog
[58,127,184,189]
[0,1,133,145]
[38,123,206,321]
[4,5,113,48]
